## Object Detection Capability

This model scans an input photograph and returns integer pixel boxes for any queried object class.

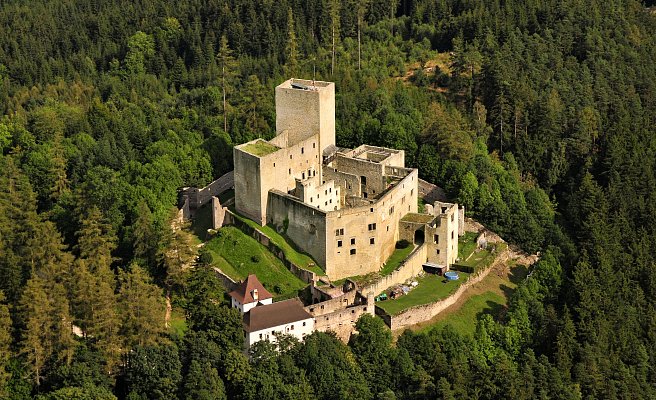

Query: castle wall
[427,202,459,266]
[323,167,362,199]
[362,243,428,297]
[266,190,328,269]
[234,134,322,225]
[233,149,264,223]
[323,169,419,279]
[332,155,386,197]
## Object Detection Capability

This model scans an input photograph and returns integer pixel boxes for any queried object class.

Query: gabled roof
[229,274,273,304]
[243,299,313,333]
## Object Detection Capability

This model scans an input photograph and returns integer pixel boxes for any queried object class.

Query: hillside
[0,0,655,399]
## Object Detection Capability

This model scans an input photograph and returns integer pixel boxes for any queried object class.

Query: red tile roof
[243,299,313,332]
[229,274,273,304]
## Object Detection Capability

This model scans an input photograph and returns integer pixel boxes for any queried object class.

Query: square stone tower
[275,79,335,154]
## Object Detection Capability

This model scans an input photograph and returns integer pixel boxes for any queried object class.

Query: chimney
[252,289,258,301]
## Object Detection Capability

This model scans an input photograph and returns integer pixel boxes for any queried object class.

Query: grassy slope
[229,210,325,276]
[380,243,415,276]
[405,261,530,336]
[204,226,306,297]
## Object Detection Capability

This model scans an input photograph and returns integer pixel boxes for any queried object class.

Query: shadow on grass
[476,299,506,321]
[509,264,529,284]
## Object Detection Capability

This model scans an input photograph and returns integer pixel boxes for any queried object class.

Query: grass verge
[380,243,414,276]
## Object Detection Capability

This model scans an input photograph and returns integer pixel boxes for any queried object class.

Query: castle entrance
[414,229,425,245]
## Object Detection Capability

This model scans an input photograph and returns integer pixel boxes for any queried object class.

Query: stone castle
[234,79,461,280]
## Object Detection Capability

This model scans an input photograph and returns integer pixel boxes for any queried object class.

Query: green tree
[118,264,166,350]
[183,360,226,400]
[217,35,238,133]
[125,31,155,75]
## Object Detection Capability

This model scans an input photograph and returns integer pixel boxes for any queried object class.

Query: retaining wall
[362,243,428,296]
[380,248,510,331]
[224,209,317,284]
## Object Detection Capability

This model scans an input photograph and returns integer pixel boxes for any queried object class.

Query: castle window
[290,154,293,159]
[291,325,294,330]
[350,249,357,255]
[259,334,263,339]
[337,240,342,247]
[329,187,332,193]
[329,199,332,204]
[303,321,306,326]
[370,237,375,245]
[273,163,276,167]
[434,234,439,244]
[350,238,356,245]
[402,196,405,204]
[313,143,316,148]
[325,189,327,195]
[363,192,368,199]
[451,213,455,222]
[289,169,291,175]
[368,223,376,231]
[302,172,305,179]
[452,230,454,239]
[387,226,389,232]
[310,197,313,203]
[301,147,304,154]
[370,208,374,212]
[325,201,328,206]
[389,206,394,214]
[436,249,440,255]
[336,228,344,236]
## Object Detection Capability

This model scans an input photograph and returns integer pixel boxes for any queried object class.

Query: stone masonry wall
[224,209,317,284]
[361,243,429,296]
[384,247,510,330]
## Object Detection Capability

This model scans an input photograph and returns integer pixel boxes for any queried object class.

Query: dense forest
[1,0,655,398]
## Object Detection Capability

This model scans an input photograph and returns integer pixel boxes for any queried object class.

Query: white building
[229,274,273,313]
[229,274,315,348]
[243,298,315,348]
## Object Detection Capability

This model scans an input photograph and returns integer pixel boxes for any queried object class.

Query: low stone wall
[183,171,234,209]
[313,304,370,332]
[362,244,428,297]
[212,267,237,291]
[224,209,317,284]
[383,247,510,331]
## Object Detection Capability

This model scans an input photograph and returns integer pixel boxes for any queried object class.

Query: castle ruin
[234,79,461,280]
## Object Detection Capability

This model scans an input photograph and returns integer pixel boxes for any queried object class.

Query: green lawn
[458,231,478,260]
[376,272,471,315]
[380,243,414,276]
[229,210,325,276]
[204,226,306,297]
[420,291,506,336]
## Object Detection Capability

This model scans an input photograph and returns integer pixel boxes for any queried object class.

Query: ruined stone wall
[332,154,386,196]
[266,191,328,270]
[323,169,419,279]
[297,175,340,211]
[233,148,264,223]
[383,247,509,330]
[234,134,322,225]
[306,291,358,316]
[312,304,370,332]
[224,209,318,283]
[361,243,428,297]
[323,167,361,199]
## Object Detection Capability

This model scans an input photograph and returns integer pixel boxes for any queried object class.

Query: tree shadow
[475,300,506,321]
[508,264,529,285]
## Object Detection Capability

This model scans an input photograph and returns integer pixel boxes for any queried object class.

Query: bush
[250,254,260,263]
[451,264,475,273]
